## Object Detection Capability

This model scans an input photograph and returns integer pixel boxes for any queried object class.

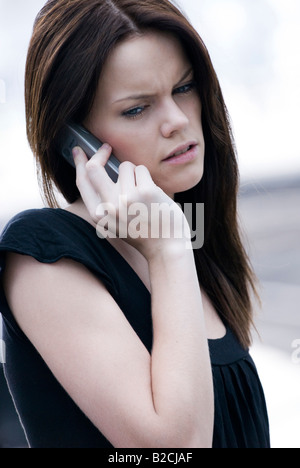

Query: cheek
[107,130,152,167]
[94,124,132,162]
[109,138,138,166]
[86,113,138,163]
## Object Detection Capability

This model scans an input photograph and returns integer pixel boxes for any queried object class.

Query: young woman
[0,0,270,448]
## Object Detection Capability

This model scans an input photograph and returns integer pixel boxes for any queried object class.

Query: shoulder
[1,209,66,250]
[2,208,59,232]
[0,207,93,260]
[1,208,89,241]
[0,207,118,298]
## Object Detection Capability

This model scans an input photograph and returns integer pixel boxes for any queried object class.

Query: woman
[0,0,270,448]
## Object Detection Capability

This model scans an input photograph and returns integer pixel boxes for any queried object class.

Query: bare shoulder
[3,252,154,447]
[3,252,111,326]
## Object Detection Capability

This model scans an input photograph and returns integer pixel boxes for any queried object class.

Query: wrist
[147,239,194,266]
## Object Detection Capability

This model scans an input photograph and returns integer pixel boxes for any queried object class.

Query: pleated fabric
[209,329,270,448]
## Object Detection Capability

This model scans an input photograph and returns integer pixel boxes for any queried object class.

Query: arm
[74,145,214,446]
[4,248,213,448]
[148,246,214,447]
[3,146,214,448]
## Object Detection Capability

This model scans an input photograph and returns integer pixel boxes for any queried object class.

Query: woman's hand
[73,145,191,261]
[71,145,213,448]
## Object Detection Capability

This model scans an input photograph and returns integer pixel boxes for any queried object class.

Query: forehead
[97,32,191,102]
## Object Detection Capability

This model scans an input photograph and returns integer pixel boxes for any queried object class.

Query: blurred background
[0,0,299,448]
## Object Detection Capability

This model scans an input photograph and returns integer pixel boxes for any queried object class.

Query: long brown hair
[25,0,258,348]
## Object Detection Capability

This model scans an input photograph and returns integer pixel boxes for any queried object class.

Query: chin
[173,167,204,194]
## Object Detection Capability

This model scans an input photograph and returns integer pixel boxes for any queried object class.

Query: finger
[86,143,112,168]
[73,147,102,221]
[72,145,88,165]
[118,161,137,195]
[134,165,156,187]
[85,144,115,201]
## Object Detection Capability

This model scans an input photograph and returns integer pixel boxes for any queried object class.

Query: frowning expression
[84,31,205,198]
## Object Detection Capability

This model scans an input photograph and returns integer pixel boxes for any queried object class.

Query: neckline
[208,326,228,343]
[208,326,249,365]
[54,208,151,294]
[53,207,229,343]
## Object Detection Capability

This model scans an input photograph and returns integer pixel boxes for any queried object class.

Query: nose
[160,98,189,138]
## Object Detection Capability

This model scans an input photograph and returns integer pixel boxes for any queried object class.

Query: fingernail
[101,143,111,151]
[72,147,80,160]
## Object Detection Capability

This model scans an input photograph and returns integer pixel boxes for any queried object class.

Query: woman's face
[84,31,205,198]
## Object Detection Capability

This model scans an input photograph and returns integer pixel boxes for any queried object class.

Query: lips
[164,142,197,161]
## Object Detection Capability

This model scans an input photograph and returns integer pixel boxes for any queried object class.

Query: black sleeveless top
[0,209,270,448]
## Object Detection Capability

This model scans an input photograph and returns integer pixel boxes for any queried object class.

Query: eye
[122,106,146,119]
[173,81,196,95]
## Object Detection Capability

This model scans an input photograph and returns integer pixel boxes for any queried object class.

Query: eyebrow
[112,67,194,104]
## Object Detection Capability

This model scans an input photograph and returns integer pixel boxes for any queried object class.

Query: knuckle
[136,164,148,172]
[86,159,99,173]
[120,190,136,207]
[138,186,153,200]
[120,161,135,170]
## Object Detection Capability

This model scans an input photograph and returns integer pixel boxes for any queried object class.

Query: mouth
[163,142,198,162]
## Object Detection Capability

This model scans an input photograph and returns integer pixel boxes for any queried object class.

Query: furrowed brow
[112,67,194,104]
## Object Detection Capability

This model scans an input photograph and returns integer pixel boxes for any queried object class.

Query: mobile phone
[56,122,120,182]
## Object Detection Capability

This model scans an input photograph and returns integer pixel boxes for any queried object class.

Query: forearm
[148,244,214,448]
[73,154,214,446]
